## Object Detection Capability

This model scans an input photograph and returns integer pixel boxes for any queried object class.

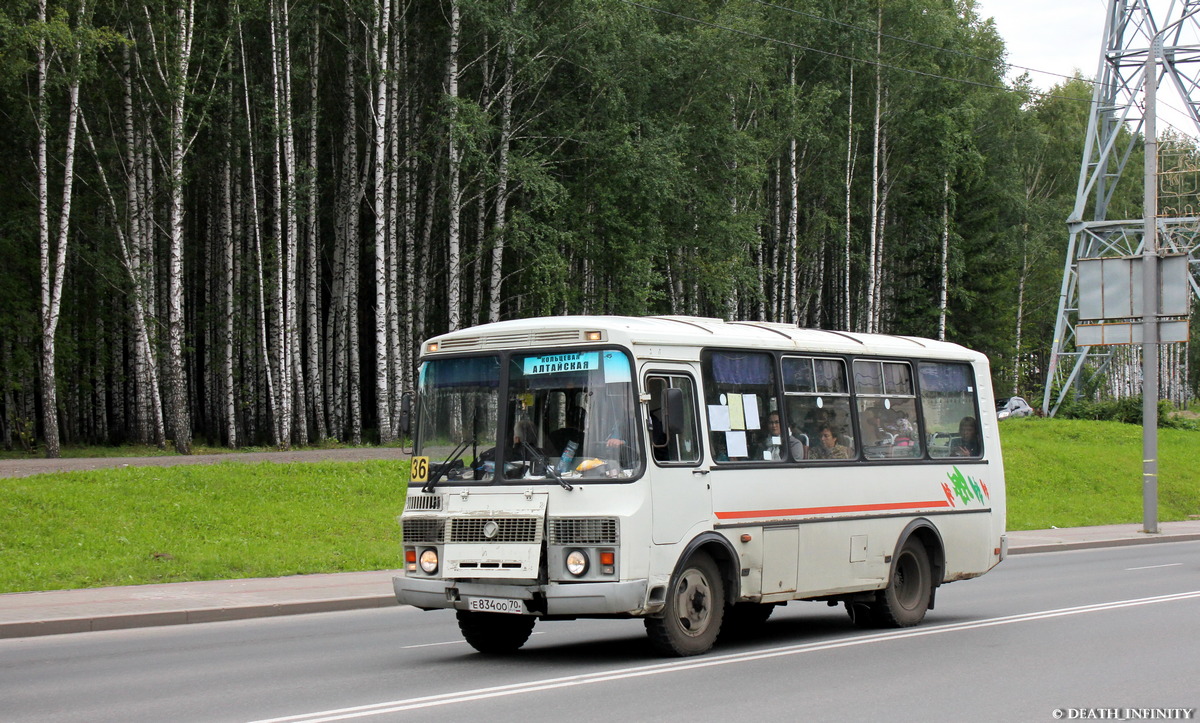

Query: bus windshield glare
[414,349,642,483]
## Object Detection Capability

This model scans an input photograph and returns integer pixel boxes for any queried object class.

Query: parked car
[996,396,1034,419]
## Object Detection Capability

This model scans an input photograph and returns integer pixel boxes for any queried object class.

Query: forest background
[1,0,1196,457]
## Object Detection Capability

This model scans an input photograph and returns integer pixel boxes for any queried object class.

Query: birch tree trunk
[786,58,798,324]
[35,0,56,457]
[373,0,395,443]
[445,0,463,331]
[386,9,403,433]
[37,0,84,458]
[239,9,278,445]
[401,16,417,394]
[488,0,517,323]
[279,0,306,445]
[938,172,949,341]
[164,0,195,454]
[842,63,855,332]
[222,139,237,446]
[125,50,165,447]
[864,5,882,334]
[306,24,327,442]
[1014,251,1027,396]
[873,125,889,333]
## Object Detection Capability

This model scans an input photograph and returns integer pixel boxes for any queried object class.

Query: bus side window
[702,351,779,463]
[782,356,853,462]
[646,374,701,464]
[855,360,921,460]
[918,362,982,459]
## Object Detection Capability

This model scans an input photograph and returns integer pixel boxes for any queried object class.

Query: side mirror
[399,391,413,438]
[664,387,685,435]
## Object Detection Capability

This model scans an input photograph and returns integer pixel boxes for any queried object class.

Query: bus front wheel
[645,552,725,656]
[456,610,536,654]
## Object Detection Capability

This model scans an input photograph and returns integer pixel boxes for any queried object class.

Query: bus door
[644,370,710,545]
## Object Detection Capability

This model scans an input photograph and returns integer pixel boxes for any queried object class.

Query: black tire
[720,602,775,640]
[873,537,933,627]
[456,610,536,654]
[645,552,725,656]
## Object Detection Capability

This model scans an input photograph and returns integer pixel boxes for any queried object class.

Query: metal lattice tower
[1043,0,1200,415]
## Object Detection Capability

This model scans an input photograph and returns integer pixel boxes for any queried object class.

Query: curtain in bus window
[814,359,847,393]
[853,360,883,394]
[711,352,773,385]
[883,362,914,395]
[782,357,815,393]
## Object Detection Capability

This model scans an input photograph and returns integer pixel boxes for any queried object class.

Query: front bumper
[393,575,649,616]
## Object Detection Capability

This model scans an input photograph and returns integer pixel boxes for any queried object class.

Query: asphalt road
[2,541,1197,723]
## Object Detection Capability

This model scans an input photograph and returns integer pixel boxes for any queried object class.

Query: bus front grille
[401,518,445,543]
[549,517,619,545]
[448,517,542,543]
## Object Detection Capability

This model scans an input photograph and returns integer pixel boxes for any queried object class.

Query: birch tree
[445,0,463,331]
[372,0,394,443]
[35,0,85,458]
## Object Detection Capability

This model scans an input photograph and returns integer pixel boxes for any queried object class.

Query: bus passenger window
[702,351,780,462]
[855,360,921,460]
[919,362,983,459]
[782,356,854,462]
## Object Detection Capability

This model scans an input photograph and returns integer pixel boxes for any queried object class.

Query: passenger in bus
[811,423,852,460]
[951,416,981,457]
[860,405,890,446]
[888,409,915,435]
[766,412,806,460]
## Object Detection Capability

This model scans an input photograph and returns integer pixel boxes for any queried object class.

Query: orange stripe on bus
[714,500,953,520]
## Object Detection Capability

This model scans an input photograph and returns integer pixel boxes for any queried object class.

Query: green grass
[2,418,1199,594]
[999,417,1200,530]
[0,460,409,593]
[0,438,405,460]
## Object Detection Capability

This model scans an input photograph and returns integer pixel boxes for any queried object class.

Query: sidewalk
[3,521,1199,640]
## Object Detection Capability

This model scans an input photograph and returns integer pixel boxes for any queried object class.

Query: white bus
[394,316,1006,656]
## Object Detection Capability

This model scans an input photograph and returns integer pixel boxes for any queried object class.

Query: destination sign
[523,351,599,375]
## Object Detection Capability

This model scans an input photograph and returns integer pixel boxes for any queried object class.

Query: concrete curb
[1007,531,1200,555]
[0,595,399,639]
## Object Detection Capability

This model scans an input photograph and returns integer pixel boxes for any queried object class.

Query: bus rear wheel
[646,552,725,656]
[456,610,536,654]
[875,537,932,627]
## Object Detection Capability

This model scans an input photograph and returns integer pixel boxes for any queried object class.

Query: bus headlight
[565,549,589,576]
[419,548,439,574]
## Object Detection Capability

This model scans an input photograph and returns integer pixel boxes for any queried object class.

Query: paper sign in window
[726,431,748,458]
[743,394,761,430]
[728,394,745,430]
[708,405,731,432]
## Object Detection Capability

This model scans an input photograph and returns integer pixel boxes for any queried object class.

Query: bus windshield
[415,349,643,484]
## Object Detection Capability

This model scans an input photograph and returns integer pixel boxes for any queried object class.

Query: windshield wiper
[422,439,472,494]
[520,441,573,491]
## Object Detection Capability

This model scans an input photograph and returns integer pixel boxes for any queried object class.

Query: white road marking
[249,590,1200,723]
[1124,563,1184,571]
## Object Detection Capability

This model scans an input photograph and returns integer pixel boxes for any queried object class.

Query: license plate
[466,597,526,614]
